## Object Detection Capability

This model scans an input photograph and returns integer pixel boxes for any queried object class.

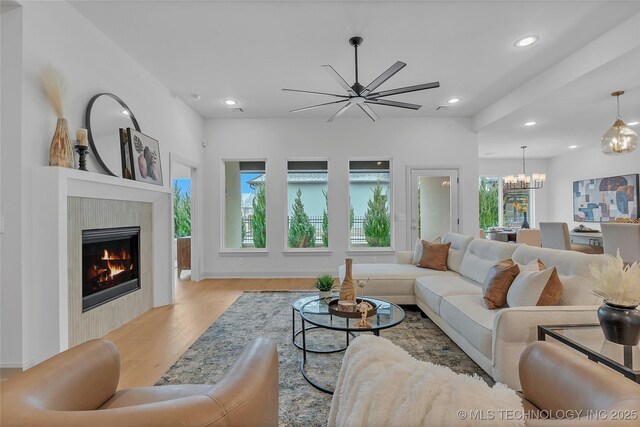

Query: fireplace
[82,226,140,312]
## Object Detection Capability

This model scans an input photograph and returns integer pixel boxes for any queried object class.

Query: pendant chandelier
[503,146,545,191]
[601,91,637,155]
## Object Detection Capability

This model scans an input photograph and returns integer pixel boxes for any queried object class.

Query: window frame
[283,157,332,254]
[347,157,394,253]
[479,175,535,229]
[220,158,268,254]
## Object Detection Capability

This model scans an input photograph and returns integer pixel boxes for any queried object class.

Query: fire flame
[100,248,131,280]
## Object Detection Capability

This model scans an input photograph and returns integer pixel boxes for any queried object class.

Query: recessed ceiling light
[515,35,539,48]
[568,145,579,149]
[447,98,461,104]
[224,99,237,106]
[628,121,639,126]
[524,121,537,126]
[190,93,201,101]
[485,152,495,156]
[121,109,130,116]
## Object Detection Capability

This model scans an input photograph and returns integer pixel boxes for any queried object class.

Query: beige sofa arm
[491,306,599,391]
[395,251,414,264]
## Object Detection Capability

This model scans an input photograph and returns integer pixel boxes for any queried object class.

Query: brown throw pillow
[418,241,451,271]
[482,259,520,309]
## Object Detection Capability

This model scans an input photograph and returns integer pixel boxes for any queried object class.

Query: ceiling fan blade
[322,65,357,96]
[357,102,378,122]
[290,99,348,113]
[365,99,421,110]
[360,61,406,97]
[368,81,440,98]
[327,102,353,122]
[282,88,349,98]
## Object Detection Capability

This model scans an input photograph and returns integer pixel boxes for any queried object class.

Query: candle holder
[75,144,89,171]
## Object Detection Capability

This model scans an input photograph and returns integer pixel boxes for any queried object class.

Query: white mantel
[30,167,173,366]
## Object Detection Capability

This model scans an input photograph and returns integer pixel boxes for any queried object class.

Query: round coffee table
[298,296,405,394]
[291,294,351,354]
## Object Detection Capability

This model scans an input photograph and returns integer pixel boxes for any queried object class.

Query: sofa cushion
[443,233,474,273]
[459,239,519,284]
[507,267,563,307]
[338,263,456,297]
[482,259,520,309]
[418,241,450,271]
[439,294,497,358]
[411,236,441,265]
[511,245,608,306]
[414,275,482,316]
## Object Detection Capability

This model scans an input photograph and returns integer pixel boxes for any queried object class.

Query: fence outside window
[240,215,368,246]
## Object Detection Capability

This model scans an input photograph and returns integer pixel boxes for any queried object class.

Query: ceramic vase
[597,302,640,346]
[521,211,530,229]
[339,258,357,303]
[319,291,332,299]
[49,118,74,168]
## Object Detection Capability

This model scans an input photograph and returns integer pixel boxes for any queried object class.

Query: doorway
[170,154,199,283]
[407,168,459,246]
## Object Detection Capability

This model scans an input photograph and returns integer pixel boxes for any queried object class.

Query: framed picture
[127,128,163,186]
[573,174,639,222]
[119,128,135,180]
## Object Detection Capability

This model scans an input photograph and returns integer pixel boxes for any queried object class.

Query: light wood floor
[103,274,313,389]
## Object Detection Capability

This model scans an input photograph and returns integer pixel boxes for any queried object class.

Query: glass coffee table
[298,296,405,394]
[538,324,640,383]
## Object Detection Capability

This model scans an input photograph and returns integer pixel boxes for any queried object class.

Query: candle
[76,128,88,146]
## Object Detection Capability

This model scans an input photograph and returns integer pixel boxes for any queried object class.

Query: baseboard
[0,362,23,369]
[202,270,327,279]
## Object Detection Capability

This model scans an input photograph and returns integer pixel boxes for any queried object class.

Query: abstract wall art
[573,174,639,222]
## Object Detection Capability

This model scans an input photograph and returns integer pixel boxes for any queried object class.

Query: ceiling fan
[283,36,440,122]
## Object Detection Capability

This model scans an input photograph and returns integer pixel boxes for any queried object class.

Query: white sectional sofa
[338,233,608,390]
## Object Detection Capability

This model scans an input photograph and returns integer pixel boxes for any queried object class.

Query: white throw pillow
[507,267,563,307]
[412,236,441,265]
[517,259,543,272]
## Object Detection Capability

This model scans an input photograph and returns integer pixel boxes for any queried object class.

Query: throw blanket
[327,336,524,427]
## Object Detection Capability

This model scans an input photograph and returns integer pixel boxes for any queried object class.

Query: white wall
[1,5,24,368]
[1,1,204,368]
[547,146,640,231]
[479,158,551,227]
[202,117,479,277]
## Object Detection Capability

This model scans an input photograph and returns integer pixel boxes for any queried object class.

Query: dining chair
[539,222,602,254]
[516,229,541,247]
[601,223,640,264]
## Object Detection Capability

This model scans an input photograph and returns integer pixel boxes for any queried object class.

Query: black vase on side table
[598,302,640,346]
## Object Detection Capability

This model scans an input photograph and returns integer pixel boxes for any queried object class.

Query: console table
[569,231,603,247]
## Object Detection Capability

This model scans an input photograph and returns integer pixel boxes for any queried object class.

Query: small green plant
[252,184,266,248]
[363,183,391,247]
[312,274,335,292]
[288,189,315,248]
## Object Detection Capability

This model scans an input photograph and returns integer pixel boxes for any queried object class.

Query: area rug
[157,291,493,427]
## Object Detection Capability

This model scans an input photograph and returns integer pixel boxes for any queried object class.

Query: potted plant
[312,274,335,299]
[589,251,640,346]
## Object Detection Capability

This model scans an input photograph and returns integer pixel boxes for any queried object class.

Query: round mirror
[85,93,141,176]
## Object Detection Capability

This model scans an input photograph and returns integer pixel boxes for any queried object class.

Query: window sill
[346,248,395,256]
[219,249,269,256]
[283,249,333,256]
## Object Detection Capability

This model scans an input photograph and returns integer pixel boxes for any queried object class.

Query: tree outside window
[224,160,266,249]
[349,160,391,247]
[286,161,328,248]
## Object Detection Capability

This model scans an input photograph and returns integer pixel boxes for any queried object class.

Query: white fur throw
[327,336,524,427]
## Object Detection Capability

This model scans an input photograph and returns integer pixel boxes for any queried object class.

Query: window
[173,178,191,238]
[479,177,499,230]
[479,175,533,229]
[349,160,391,248]
[224,160,266,249]
[503,190,530,228]
[286,161,328,249]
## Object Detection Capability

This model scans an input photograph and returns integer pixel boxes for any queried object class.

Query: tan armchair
[1,338,278,427]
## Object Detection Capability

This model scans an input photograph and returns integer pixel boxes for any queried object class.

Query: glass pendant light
[601,91,637,155]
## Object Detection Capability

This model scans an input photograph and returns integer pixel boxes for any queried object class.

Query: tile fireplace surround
[30,167,173,367]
